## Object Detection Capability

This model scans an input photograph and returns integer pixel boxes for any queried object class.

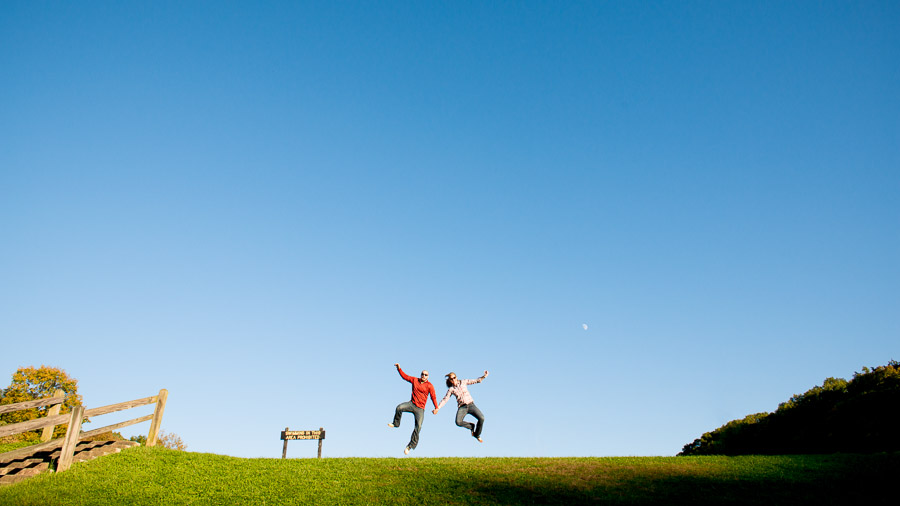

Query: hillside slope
[0,447,896,505]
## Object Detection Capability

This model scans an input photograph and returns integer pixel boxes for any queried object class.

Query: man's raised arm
[394,363,413,383]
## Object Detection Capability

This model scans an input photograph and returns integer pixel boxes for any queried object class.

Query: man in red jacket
[388,363,438,455]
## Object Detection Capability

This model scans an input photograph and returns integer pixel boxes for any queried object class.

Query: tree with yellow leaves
[0,365,83,442]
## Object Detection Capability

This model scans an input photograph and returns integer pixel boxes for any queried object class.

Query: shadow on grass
[466,456,898,505]
[470,475,894,505]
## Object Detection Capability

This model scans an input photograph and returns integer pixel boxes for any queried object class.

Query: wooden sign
[281,426,325,458]
[281,430,325,440]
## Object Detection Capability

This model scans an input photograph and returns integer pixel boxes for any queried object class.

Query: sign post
[280,427,326,459]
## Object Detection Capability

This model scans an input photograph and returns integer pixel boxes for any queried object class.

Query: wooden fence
[0,388,168,472]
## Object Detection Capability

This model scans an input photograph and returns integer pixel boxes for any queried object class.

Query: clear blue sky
[2,1,897,458]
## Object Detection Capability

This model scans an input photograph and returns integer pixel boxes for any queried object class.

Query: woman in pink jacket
[433,370,489,442]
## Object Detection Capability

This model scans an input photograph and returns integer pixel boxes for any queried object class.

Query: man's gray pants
[393,401,425,449]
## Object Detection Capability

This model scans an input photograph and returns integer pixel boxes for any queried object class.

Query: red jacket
[398,366,437,409]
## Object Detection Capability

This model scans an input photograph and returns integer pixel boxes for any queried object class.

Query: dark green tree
[679,361,900,455]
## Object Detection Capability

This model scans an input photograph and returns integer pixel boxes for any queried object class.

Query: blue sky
[1,1,898,458]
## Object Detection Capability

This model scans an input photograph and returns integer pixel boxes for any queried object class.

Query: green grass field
[1,447,896,505]
[0,441,37,454]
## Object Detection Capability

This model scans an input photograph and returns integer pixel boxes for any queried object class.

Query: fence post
[40,389,66,442]
[56,405,85,472]
[317,427,324,459]
[146,388,168,447]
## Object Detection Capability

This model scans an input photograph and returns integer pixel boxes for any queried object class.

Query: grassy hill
[1,447,896,505]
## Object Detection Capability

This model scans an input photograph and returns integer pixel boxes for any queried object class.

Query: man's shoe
[476,437,484,443]
[388,423,396,428]
[404,446,411,455]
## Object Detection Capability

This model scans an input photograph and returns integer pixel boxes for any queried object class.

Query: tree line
[679,361,900,455]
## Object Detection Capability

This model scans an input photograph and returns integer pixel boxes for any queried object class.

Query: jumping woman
[432,370,488,442]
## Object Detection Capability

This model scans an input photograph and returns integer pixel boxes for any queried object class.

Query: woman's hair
[445,372,456,388]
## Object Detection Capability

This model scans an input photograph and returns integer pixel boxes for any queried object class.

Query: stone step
[0,458,47,477]
[0,440,141,486]
[0,474,32,486]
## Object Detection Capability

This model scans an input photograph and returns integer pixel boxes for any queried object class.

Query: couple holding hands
[388,363,489,455]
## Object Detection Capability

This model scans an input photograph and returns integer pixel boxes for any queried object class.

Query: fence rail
[0,388,168,472]
[0,413,71,439]
[0,395,66,415]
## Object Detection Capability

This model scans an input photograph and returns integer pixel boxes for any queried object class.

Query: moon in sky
[582,323,588,330]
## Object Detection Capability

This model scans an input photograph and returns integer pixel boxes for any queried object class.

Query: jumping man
[389,363,438,455]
